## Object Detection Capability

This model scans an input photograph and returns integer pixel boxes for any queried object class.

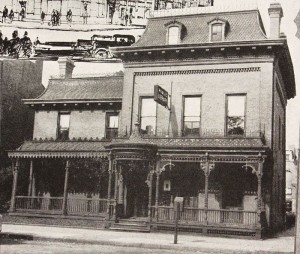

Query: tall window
[211,23,223,41]
[106,113,119,139]
[168,26,180,45]
[140,98,157,135]
[58,113,70,140]
[226,95,246,136]
[183,96,201,136]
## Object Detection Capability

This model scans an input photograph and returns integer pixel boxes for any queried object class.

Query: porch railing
[15,196,108,216]
[15,196,63,212]
[67,198,108,215]
[151,206,257,226]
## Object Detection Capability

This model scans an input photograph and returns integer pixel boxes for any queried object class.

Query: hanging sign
[154,85,169,108]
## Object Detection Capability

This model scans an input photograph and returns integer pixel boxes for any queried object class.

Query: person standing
[67,9,72,27]
[2,6,8,23]
[83,3,88,24]
[8,9,14,23]
[41,11,45,25]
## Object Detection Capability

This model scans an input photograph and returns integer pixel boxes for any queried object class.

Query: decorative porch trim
[160,154,267,163]
[135,67,261,76]
[8,151,108,159]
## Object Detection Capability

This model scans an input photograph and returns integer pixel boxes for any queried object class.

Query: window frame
[208,18,227,42]
[182,95,202,137]
[57,112,71,140]
[225,94,247,137]
[139,96,157,136]
[164,20,183,45]
[105,112,119,139]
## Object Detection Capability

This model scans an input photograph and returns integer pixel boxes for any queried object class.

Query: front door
[122,166,149,218]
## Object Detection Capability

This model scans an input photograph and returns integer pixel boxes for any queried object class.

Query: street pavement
[0,224,295,254]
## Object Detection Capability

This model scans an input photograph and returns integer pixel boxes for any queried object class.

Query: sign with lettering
[154,85,169,108]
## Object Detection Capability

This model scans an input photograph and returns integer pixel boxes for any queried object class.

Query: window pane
[211,24,222,41]
[184,97,201,116]
[109,115,119,128]
[59,114,70,129]
[227,116,245,135]
[141,98,156,117]
[141,117,156,134]
[168,26,179,44]
[227,96,245,116]
[183,96,201,136]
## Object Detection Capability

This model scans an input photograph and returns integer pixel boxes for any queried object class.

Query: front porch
[7,138,268,238]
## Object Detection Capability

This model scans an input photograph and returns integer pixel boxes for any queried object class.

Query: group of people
[50,9,62,26]
[40,9,72,26]
[2,6,15,23]
[0,30,33,58]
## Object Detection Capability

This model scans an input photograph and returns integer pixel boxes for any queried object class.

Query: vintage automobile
[74,34,136,58]
[34,34,136,59]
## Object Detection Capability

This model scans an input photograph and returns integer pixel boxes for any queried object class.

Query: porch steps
[109,219,150,233]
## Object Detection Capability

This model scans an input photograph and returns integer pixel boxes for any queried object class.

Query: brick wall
[33,111,58,139]
[69,110,106,139]
[121,61,274,143]
[33,109,119,140]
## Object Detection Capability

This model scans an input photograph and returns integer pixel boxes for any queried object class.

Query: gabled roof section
[133,9,266,47]
[24,75,124,104]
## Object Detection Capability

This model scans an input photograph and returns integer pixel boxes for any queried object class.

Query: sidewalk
[1,224,295,254]
[0,19,145,32]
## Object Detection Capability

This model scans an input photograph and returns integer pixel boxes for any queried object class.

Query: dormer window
[168,26,180,44]
[208,18,228,42]
[211,23,223,41]
[165,20,184,45]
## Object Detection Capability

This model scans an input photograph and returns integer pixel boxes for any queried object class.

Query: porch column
[201,153,214,225]
[118,165,124,205]
[256,153,264,228]
[62,160,70,215]
[106,153,113,218]
[147,168,154,223]
[28,160,33,196]
[113,161,119,221]
[155,158,161,222]
[9,159,20,213]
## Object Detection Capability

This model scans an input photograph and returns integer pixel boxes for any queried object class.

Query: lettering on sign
[154,85,169,108]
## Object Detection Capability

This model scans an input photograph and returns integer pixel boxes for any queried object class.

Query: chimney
[57,57,75,79]
[268,1,283,39]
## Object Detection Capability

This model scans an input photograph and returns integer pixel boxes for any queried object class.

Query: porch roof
[111,137,267,150]
[8,141,109,158]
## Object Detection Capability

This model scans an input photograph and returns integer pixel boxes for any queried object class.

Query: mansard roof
[23,75,123,104]
[133,9,266,47]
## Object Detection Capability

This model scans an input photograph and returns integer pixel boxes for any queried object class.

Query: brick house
[8,2,295,238]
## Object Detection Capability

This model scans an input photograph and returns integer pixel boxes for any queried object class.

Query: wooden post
[147,170,154,223]
[28,160,33,196]
[204,154,210,225]
[106,153,113,218]
[256,154,264,231]
[10,159,19,213]
[62,160,70,215]
[113,161,118,221]
[118,165,124,205]
[155,159,161,222]
[201,153,214,226]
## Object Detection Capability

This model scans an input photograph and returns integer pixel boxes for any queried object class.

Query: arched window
[168,26,180,44]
